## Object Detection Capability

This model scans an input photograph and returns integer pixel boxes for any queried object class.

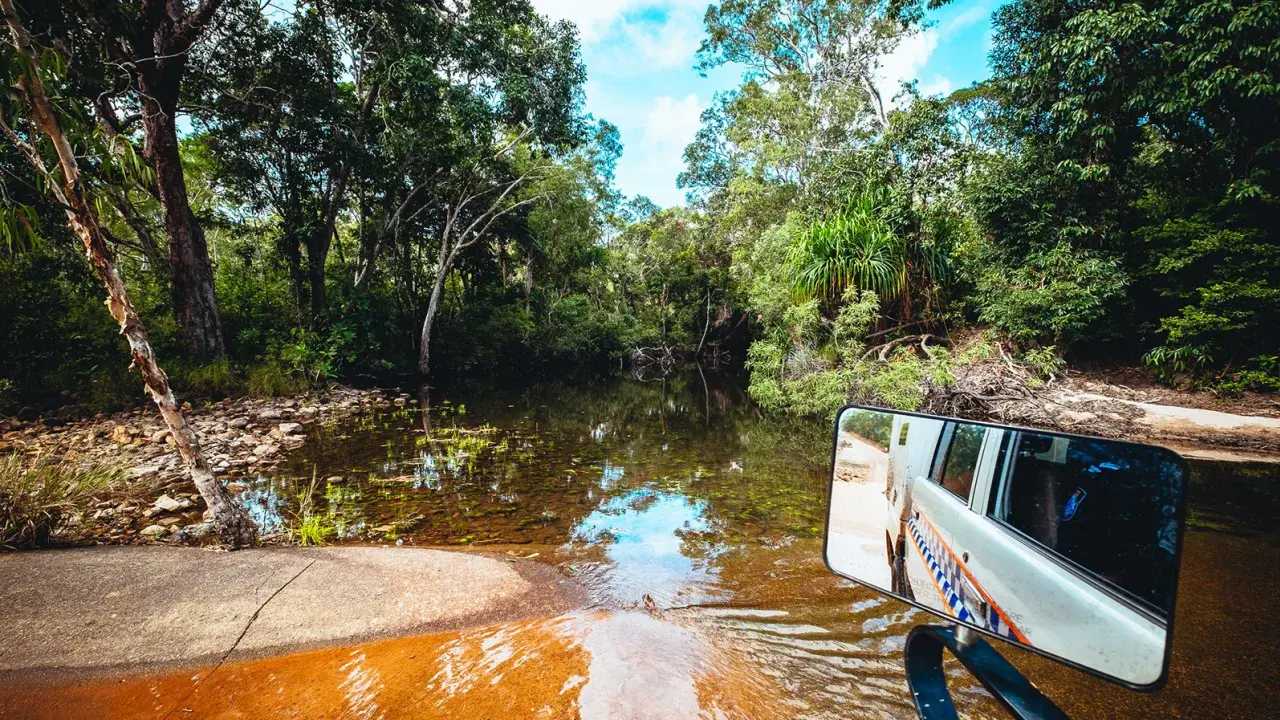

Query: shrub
[1022,346,1067,382]
[171,358,243,397]
[1,454,119,549]
[970,241,1127,348]
[1142,344,1213,384]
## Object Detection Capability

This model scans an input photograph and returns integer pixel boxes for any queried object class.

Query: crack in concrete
[162,558,317,719]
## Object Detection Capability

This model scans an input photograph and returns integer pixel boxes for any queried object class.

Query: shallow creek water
[4,374,1278,719]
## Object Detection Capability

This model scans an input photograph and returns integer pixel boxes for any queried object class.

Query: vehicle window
[936,422,984,502]
[990,431,1181,616]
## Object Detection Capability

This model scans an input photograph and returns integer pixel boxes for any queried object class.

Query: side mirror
[825,406,1188,690]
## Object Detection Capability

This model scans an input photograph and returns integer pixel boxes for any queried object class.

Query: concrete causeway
[0,545,581,679]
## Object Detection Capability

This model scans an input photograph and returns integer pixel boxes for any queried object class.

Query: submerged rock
[177,521,215,540]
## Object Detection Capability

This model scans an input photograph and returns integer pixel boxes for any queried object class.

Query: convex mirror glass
[825,406,1188,688]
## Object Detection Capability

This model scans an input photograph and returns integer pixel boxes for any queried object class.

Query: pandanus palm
[788,192,906,303]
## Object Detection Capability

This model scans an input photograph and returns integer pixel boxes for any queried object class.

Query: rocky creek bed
[0,386,404,546]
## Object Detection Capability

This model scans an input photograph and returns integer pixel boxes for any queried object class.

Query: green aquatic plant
[294,515,333,546]
[289,469,334,547]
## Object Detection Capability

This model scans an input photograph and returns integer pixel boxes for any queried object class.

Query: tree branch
[178,0,228,47]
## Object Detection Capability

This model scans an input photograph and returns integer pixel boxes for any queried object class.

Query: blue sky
[533,1,999,208]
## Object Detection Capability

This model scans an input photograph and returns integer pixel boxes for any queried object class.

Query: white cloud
[533,1,706,43]
[919,74,953,97]
[609,93,703,206]
[617,12,702,71]
[874,28,940,107]
[644,94,702,155]
[942,4,992,35]
[872,1,993,105]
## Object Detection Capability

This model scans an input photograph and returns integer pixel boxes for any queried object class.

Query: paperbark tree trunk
[133,0,227,357]
[2,0,254,547]
[417,243,451,376]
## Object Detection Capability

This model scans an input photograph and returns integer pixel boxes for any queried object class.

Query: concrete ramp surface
[0,546,578,677]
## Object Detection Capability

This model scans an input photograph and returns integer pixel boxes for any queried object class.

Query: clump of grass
[289,467,333,546]
[1,454,119,549]
[295,514,332,546]
[175,358,243,396]
[247,361,305,398]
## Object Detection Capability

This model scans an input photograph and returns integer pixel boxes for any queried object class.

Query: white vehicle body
[887,419,1167,686]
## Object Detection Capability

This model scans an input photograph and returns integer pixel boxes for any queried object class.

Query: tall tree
[119,0,230,356]
[1,0,254,545]
[972,0,1280,373]
[19,0,231,355]
[327,0,587,375]
[193,1,363,322]
[417,134,548,375]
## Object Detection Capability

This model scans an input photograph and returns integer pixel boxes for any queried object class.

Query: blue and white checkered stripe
[908,517,973,623]
[908,516,1020,642]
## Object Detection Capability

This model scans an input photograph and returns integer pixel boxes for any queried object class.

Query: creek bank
[0,545,584,681]
[923,359,1280,453]
[0,386,412,546]
[980,385,1280,453]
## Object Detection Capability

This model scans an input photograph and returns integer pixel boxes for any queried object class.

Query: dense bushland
[2,0,1276,421]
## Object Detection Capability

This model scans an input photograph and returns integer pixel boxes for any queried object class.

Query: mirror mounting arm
[904,624,1070,720]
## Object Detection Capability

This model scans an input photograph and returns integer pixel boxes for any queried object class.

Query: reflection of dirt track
[833,436,889,485]
[827,435,893,590]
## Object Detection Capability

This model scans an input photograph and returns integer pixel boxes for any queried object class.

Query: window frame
[930,421,982,505]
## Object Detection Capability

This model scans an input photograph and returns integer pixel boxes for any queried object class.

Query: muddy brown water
[2,373,1277,719]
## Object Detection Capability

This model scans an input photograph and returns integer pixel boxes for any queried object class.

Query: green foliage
[172,359,240,397]
[832,289,880,362]
[854,353,930,412]
[970,242,1127,347]
[277,325,358,386]
[0,454,119,549]
[3,0,1277,417]
[0,249,142,412]
[1215,357,1280,395]
[0,203,41,254]
[1022,346,1067,381]
[289,471,333,547]
[973,0,1280,376]
[1143,345,1214,384]
[839,408,893,451]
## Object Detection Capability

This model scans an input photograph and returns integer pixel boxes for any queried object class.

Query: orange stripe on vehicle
[908,520,959,619]
[918,512,1029,645]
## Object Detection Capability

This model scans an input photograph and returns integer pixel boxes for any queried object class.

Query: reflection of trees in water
[266,372,830,546]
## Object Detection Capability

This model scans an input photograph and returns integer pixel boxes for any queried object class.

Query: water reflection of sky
[240,476,287,534]
[570,487,724,608]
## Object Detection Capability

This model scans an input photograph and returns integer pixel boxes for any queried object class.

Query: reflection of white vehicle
[885,415,1173,686]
